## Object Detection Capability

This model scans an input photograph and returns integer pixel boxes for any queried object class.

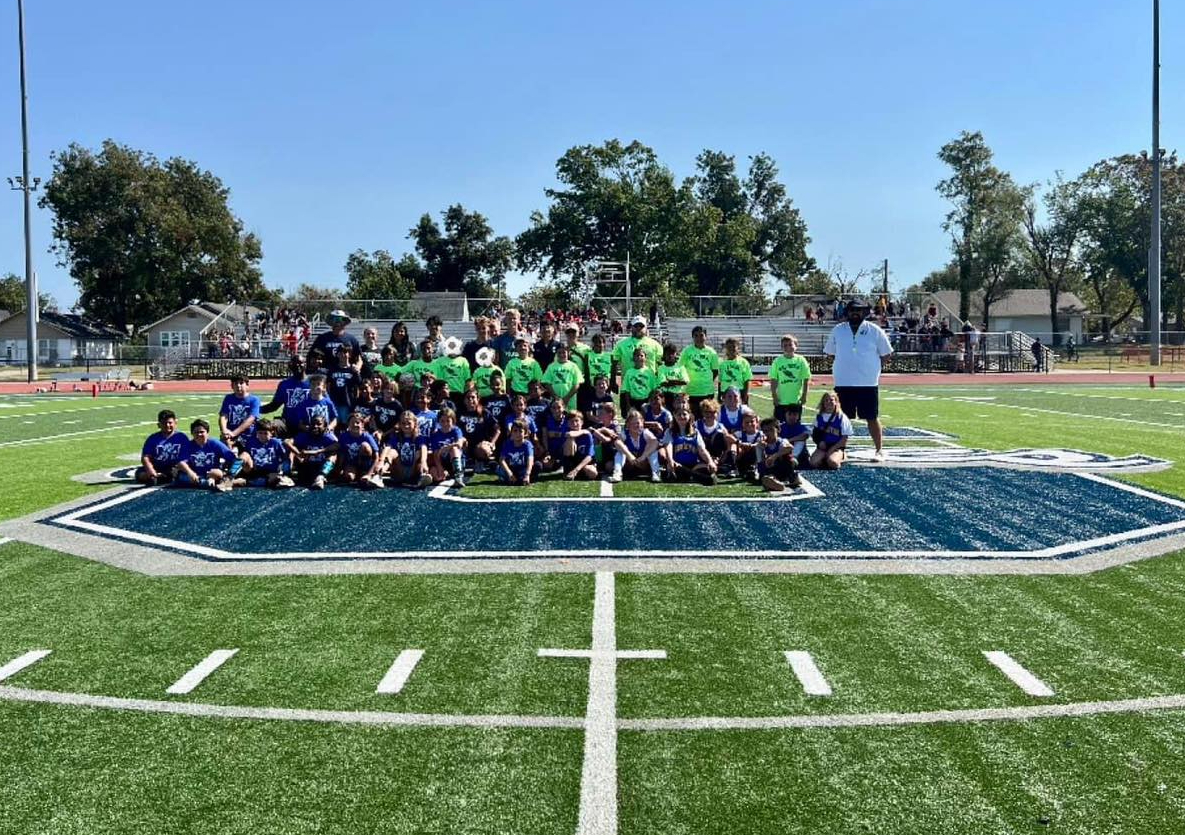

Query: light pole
[1150,0,1162,366]
[12,0,38,382]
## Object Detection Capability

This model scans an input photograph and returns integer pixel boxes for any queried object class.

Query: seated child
[561,411,598,481]
[500,393,538,448]
[429,378,457,414]
[372,376,404,443]
[733,410,763,481]
[756,416,802,492]
[718,387,751,435]
[218,375,261,450]
[236,419,294,488]
[642,390,672,438]
[284,413,339,490]
[809,390,853,471]
[589,400,622,475]
[695,399,735,477]
[610,409,662,483]
[539,397,569,471]
[457,387,499,471]
[428,407,467,487]
[662,406,716,486]
[779,402,813,469]
[482,372,512,425]
[585,375,615,425]
[410,387,438,437]
[175,418,238,492]
[335,411,382,488]
[137,409,188,486]
[525,380,552,426]
[498,418,538,486]
[382,411,432,489]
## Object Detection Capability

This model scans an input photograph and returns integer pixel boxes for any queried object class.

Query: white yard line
[0,396,220,421]
[894,391,1182,430]
[166,649,239,695]
[376,650,424,695]
[0,537,11,546]
[0,650,51,682]
[983,651,1055,697]
[599,480,614,498]
[784,651,832,696]
[0,421,157,448]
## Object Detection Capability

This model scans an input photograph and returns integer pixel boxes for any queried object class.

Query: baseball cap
[327,309,352,326]
[847,299,871,311]
[630,315,646,327]
[564,324,579,333]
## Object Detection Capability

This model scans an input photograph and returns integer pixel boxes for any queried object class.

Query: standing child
[542,343,584,410]
[504,338,543,397]
[680,326,720,416]
[335,411,382,488]
[293,374,339,432]
[137,409,188,485]
[382,411,432,488]
[326,344,362,422]
[656,342,690,410]
[403,340,437,387]
[285,414,339,490]
[176,419,238,491]
[372,344,402,382]
[260,356,308,437]
[218,375,261,450]
[428,407,468,487]
[621,347,657,415]
[756,416,802,492]
[809,390,853,471]
[718,338,753,403]
[561,411,598,481]
[582,333,615,410]
[471,349,501,399]
[610,409,662,483]
[237,419,294,489]
[586,376,615,425]
[662,406,717,485]
[769,334,812,422]
[498,418,538,486]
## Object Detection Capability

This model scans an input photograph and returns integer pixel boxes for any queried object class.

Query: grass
[3,382,1185,833]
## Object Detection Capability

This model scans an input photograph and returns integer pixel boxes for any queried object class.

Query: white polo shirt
[823,320,893,387]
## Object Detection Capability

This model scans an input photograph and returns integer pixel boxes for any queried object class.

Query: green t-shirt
[472,365,501,398]
[718,356,753,391]
[372,362,402,381]
[566,342,591,377]
[504,357,543,394]
[612,336,662,373]
[656,363,689,393]
[542,360,584,402]
[769,354,813,405]
[585,350,613,384]
[403,358,434,386]
[431,356,471,393]
[679,344,721,397]
[622,367,658,402]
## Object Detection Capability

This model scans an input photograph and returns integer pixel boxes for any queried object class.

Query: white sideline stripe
[578,571,619,835]
[784,651,832,696]
[0,394,220,421]
[166,649,238,695]
[0,421,157,448]
[599,480,613,498]
[984,651,1054,697]
[376,650,424,694]
[0,537,11,546]
[428,477,824,504]
[538,649,666,660]
[0,650,51,682]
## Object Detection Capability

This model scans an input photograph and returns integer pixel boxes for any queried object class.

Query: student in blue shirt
[175,419,238,491]
[260,355,308,437]
[662,406,716,486]
[236,419,294,489]
[382,411,432,489]
[427,407,467,487]
[642,390,673,438]
[539,397,569,471]
[293,374,339,433]
[137,409,189,485]
[757,416,802,492]
[560,410,598,480]
[457,387,499,472]
[335,411,382,489]
[410,387,438,438]
[779,402,813,469]
[218,375,261,450]
[285,413,339,490]
[498,418,538,486]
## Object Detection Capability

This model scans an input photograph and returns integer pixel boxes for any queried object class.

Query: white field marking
[21,420,33,424]
[0,537,11,546]
[1075,472,1185,509]
[425,476,824,504]
[376,650,425,695]
[539,572,665,835]
[893,391,1183,430]
[50,475,1185,562]
[0,650,52,682]
[784,651,832,696]
[0,421,157,448]
[599,480,614,498]
[0,396,220,421]
[166,649,239,695]
[61,420,80,425]
[983,651,1055,697]
[1020,388,1185,406]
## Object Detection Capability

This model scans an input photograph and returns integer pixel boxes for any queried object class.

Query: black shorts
[834,386,879,421]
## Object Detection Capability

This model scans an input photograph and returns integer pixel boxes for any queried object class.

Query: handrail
[199,300,239,338]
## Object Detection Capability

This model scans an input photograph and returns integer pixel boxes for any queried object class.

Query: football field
[3,382,1185,833]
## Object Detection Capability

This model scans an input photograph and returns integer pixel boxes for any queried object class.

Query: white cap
[630,315,646,327]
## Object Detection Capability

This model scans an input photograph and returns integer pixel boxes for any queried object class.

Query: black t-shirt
[326,367,361,409]
[462,339,491,371]
[533,339,561,371]
[312,330,361,359]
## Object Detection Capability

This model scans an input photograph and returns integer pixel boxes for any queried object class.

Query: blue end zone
[848,425,953,440]
[46,468,1185,562]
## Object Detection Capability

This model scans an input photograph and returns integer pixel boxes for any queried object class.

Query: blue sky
[0,0,1178,309]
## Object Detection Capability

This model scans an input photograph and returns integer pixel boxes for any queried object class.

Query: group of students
[136,323,855,494]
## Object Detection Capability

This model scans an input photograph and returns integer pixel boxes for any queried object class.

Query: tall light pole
[13,0,38,382]
[1150,0,1162,366]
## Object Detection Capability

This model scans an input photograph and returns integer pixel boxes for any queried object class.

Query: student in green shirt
[679,325,721,415]
[718,337,753,403]
[471,349,501,399]
[372,344,403,383]
[431,350,471,394]
[768,333,812,421]
[503,338,543,396]
[581,331,615,411]
[656,342,690,410]
[542,344,585,410]
[621,346,658,414]
[612,317,662,387]
[403,339,438,386]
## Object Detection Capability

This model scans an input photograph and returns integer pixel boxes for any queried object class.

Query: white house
[0,309,126,366]
[925,290,1088,342]
[141,302,243,357]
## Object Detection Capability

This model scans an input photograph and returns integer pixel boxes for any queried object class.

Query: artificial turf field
[3,382,1185,833]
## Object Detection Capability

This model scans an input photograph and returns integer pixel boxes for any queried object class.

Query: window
[159,331,191,348]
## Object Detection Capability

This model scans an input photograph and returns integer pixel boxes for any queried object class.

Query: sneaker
[650,470,661,483]
[761,474,785,492]
[214,477,233,493]
[276,475,295,489]
[787,470,803,490]
[417,472,433,489]
[871,450,886,463]
[707,472,718,486]
[454,473,466,488]
[608,470,623,483]
[312,474,327,491]
[720,468,739,480]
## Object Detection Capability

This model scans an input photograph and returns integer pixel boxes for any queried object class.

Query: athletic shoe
[871,450,886,463]
[417,472,433,489]
[720,467,739,480]
[787,470,803,490]
[650,471,661,483]
[761,474,785,492]
[276,475,295,489]
[312,474,327,491]
[454,473,466,488]
[707,472,718,486]
[214,477,233,493]
[608,470,623,483]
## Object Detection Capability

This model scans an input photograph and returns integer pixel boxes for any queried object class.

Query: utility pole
[1150,0,1162,366]
[14,0,38,382]
[882,259,889,298]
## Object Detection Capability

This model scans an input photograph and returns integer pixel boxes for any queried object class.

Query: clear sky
[0,0,1179,309]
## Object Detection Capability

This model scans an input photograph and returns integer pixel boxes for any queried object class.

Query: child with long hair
[809,390,853,471]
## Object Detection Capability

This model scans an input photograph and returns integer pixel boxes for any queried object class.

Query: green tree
[1021,176,1089,344]
[411,205,512,298]
[39,140,269,333]
[0,273,56,313]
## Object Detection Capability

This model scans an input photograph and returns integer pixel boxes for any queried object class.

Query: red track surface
[3,371,1185,396]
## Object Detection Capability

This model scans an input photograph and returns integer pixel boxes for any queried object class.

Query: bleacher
[663,318,836,361]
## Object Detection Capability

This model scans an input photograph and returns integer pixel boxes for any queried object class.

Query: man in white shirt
[823,299,894,462]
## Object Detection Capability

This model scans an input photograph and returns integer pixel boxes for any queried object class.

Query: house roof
[6,309,126,341]
[926,289,1089,320]
[140,303,222,332]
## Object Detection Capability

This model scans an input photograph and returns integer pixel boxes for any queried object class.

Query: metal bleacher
[663,318,835,362]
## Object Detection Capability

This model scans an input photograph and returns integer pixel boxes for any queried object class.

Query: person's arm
[696,436,716,470]
[768,360,780,403]
[523,449,534,485]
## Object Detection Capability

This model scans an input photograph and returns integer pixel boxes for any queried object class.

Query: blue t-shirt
[141,431,189,469]
[220,394,261,433]
[275,378,311,428]
[292,430,338,464]
[428,425,464,453]
[501,439,534,473]
[567,430,594,460]
[412,408,438,438]
[526,398,552,424]
[780,421,811,442]
[184,437,236,477]
[294,395,339,430]
[244,435,287,473]
[643,405,672,433]
[339,431,380,464]
[502,412,537,440]
[457,408,494,445]
[387,433,426,467]
[482,394,511,425]
[758,437,792,474]
[544,413,568,455]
